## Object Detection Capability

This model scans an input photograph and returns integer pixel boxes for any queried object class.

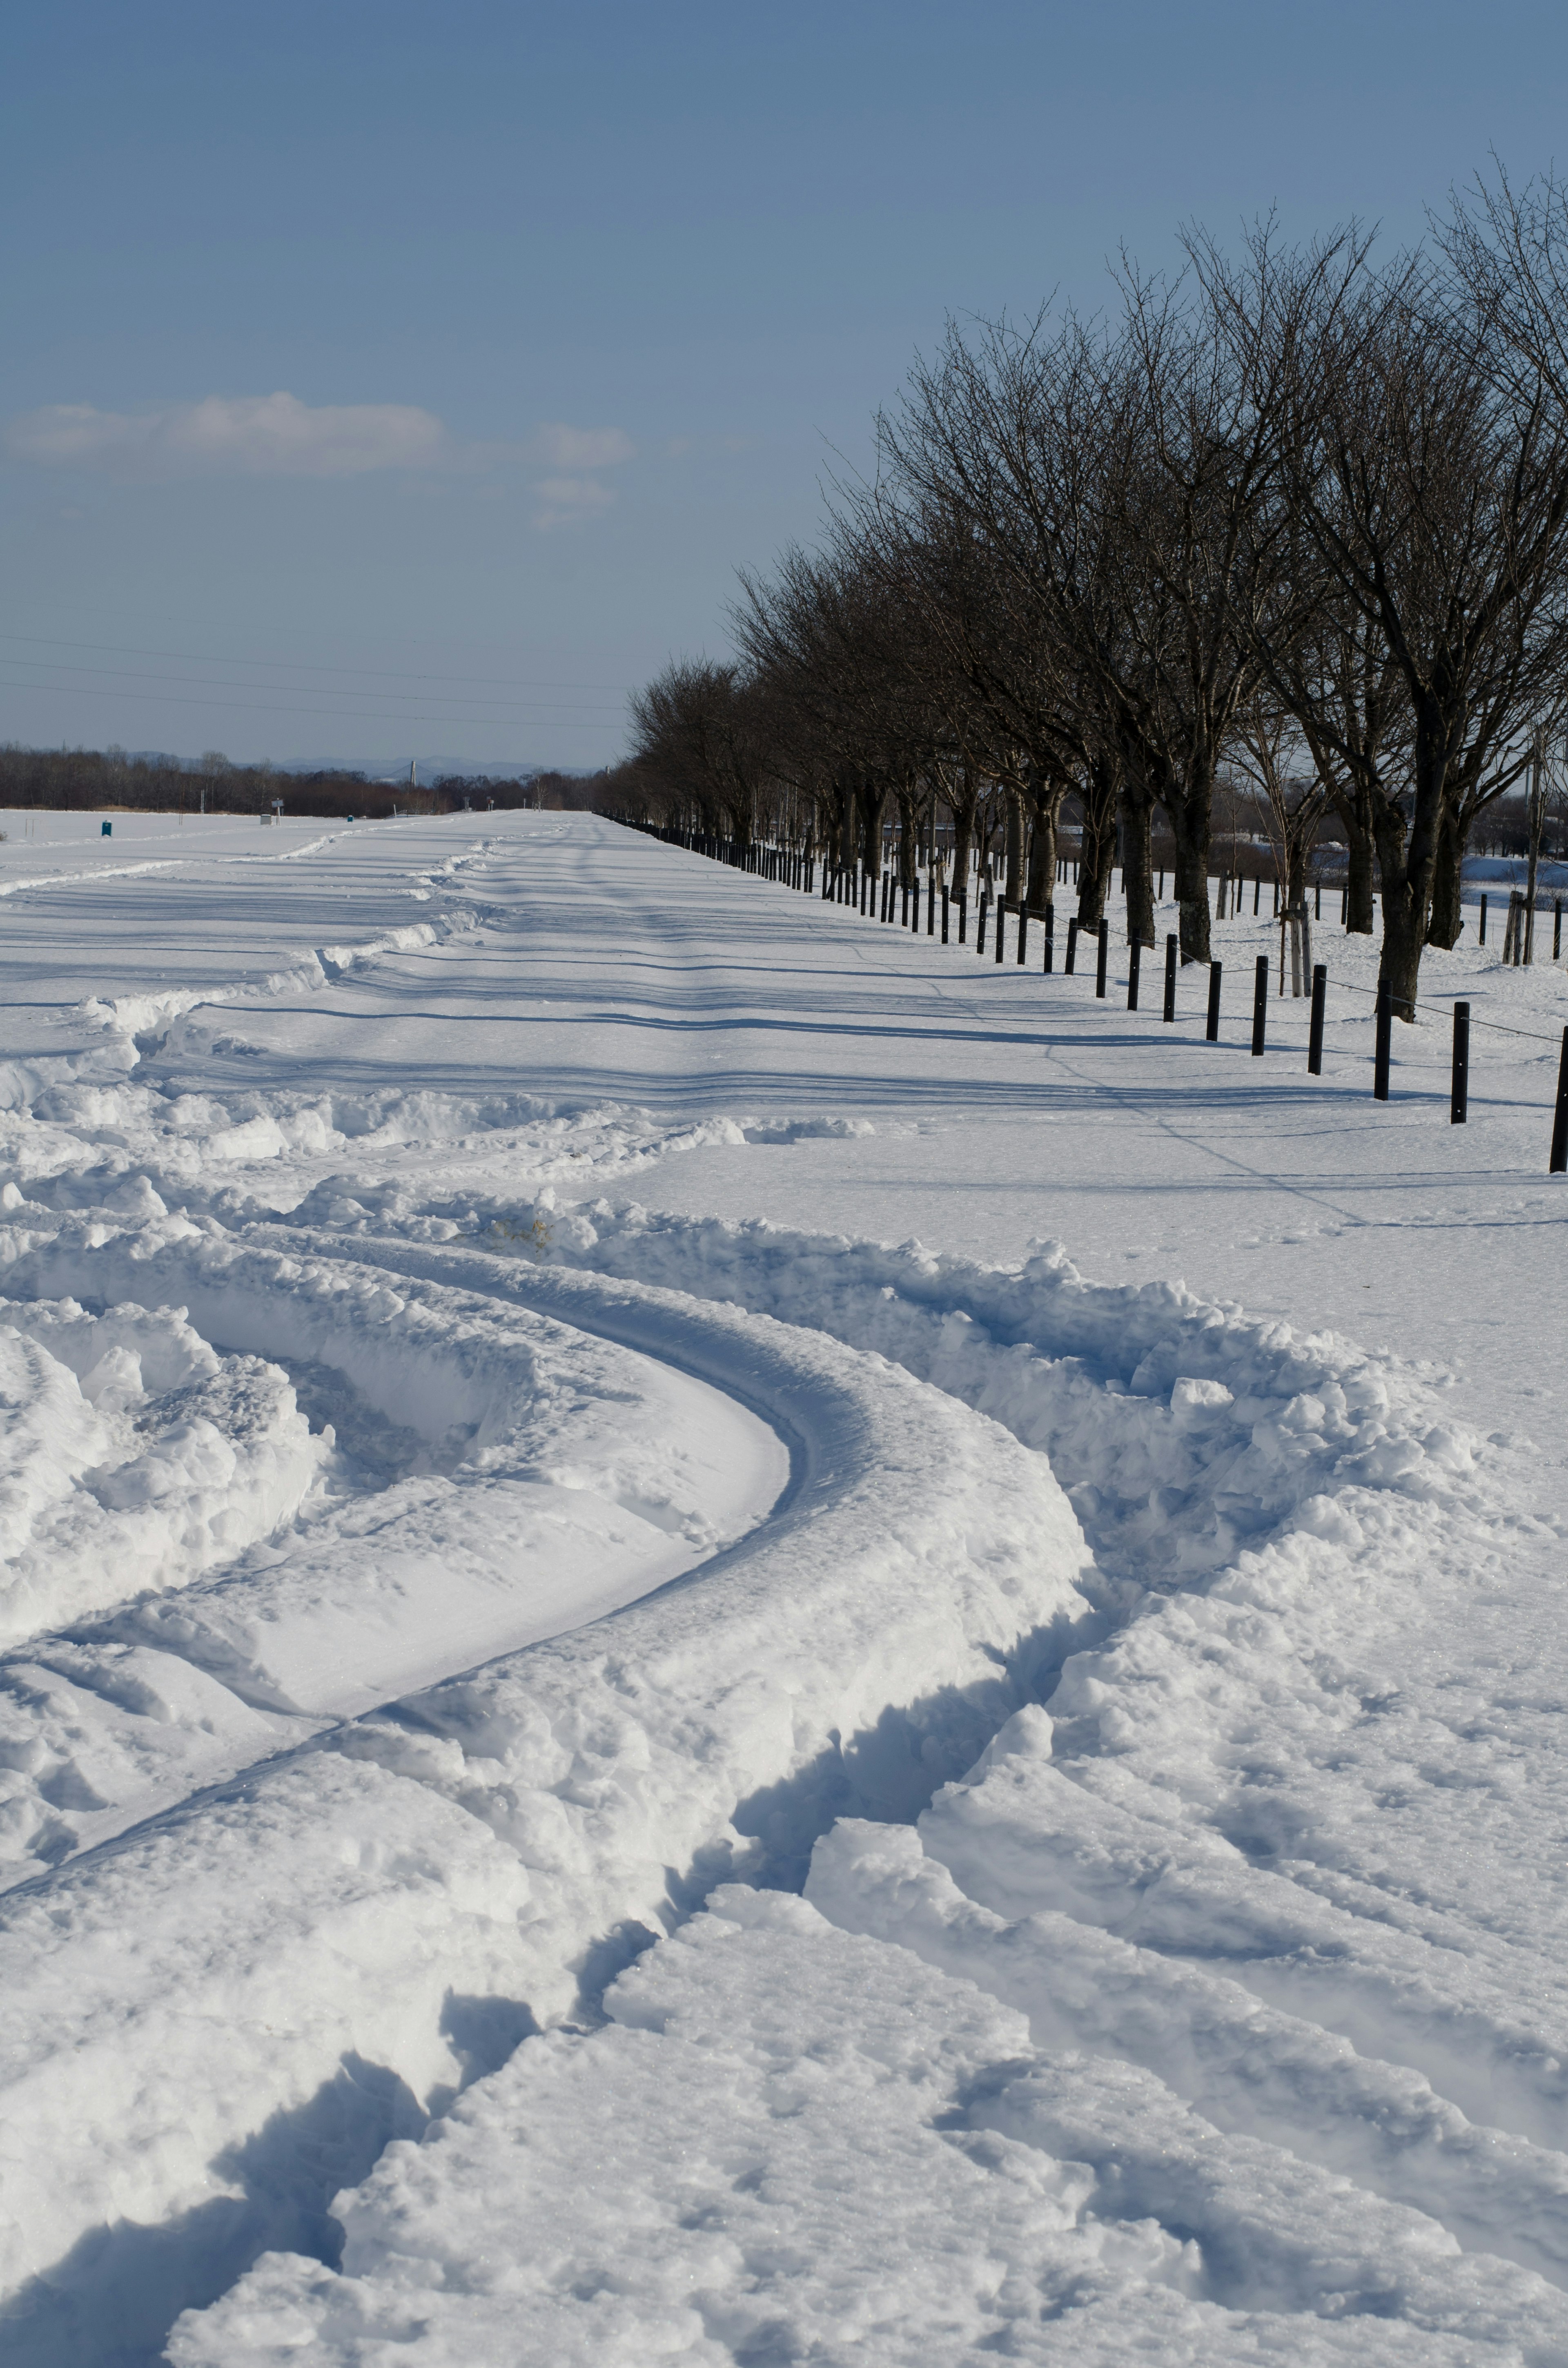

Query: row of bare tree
[619,170,1568,1019]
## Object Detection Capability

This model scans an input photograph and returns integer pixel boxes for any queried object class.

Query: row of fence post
[626,821,1568,1173]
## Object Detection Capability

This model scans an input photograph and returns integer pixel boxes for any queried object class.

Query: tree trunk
[832,776,857,873]
[1378,877,1426,1022]
[1285,837,1309,914]
[1120,782,1156,946]
[1025,807,1053,914]
[1076,759,1118,927]
[1004,786,1025,907]
[1425,797,1466,949]
[1022,766,1062,916]
[945,767,978,890]
[1373,716,1447,1021]
[896,785,919,887]
[1165,791,1212,963]
[1328,781,1377,934]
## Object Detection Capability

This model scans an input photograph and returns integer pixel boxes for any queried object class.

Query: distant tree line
[0,746,583,820]
[614,169,1568,1019]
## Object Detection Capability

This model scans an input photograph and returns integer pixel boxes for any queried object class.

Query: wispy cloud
[6,392,449,478]
[533,423,634,469]
[530,424,635,528]
[5,394,638,527]
[533,474,618,524]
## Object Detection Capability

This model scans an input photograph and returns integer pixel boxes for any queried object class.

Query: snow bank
[281,1190,1484,1594]
[169,1885,1566,2366]
[0,1222,1095,2334]
[0,1293,321,1649]
[74,917,458,1051]
[0,1226,788,1880]
[0,1754,530,2368]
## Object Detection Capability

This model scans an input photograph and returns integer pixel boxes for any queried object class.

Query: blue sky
[2,0,1565,773]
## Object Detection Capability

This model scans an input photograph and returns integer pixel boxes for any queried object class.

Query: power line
[0,675,617,733]
[0,655,624,718]
[0,628,633,694]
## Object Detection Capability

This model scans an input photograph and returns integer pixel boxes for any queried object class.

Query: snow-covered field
[0,807,1564,2366]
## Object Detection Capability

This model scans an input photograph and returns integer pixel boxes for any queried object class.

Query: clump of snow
[0,1293,321,1650]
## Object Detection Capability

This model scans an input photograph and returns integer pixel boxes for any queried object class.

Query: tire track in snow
[0,1226,1091,2367]
[285,1211,1568,2297]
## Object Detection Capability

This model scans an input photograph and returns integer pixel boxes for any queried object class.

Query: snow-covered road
[0,811,1564,2365]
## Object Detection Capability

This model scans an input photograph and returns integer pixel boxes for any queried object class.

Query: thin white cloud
[5,392,449,478]
[533,473,619,529]
[6,397,638,530]
[534,423,634,469]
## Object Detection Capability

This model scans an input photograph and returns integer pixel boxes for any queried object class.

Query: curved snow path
[0,1226,1091,2365]
[0,1232,791,1884]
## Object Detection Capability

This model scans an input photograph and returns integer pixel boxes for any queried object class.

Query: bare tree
[1262,248,1568,1014]
[1227,694,1330,915]
[628,659,772,845]
[873,230,1327,962]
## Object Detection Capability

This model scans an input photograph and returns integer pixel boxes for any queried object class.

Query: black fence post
[995,897,1006,963]
[1451,1001,1469,1124]
[1251,954,1268,1054]
[1043,900,1054,973]
[1016,904,1028,964]
[1374,977,1392,1101]
[958,892,967,945]
[1096,918,1109,998]
[1163,933,1177,1021]
[1307,963,1327,1075]
[1206,960,1222,1041]
[977,894,988,957]
[1065,916,1078,974]
[941,886,949,943]
[927,874,936,935]
[1552,1026,1568,1173]
[1127,935,1141,1010]
[1555,898,1562,961]
[1479,892,1488,946]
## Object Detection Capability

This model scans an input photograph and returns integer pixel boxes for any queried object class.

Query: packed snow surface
[0,809,1561,2365]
